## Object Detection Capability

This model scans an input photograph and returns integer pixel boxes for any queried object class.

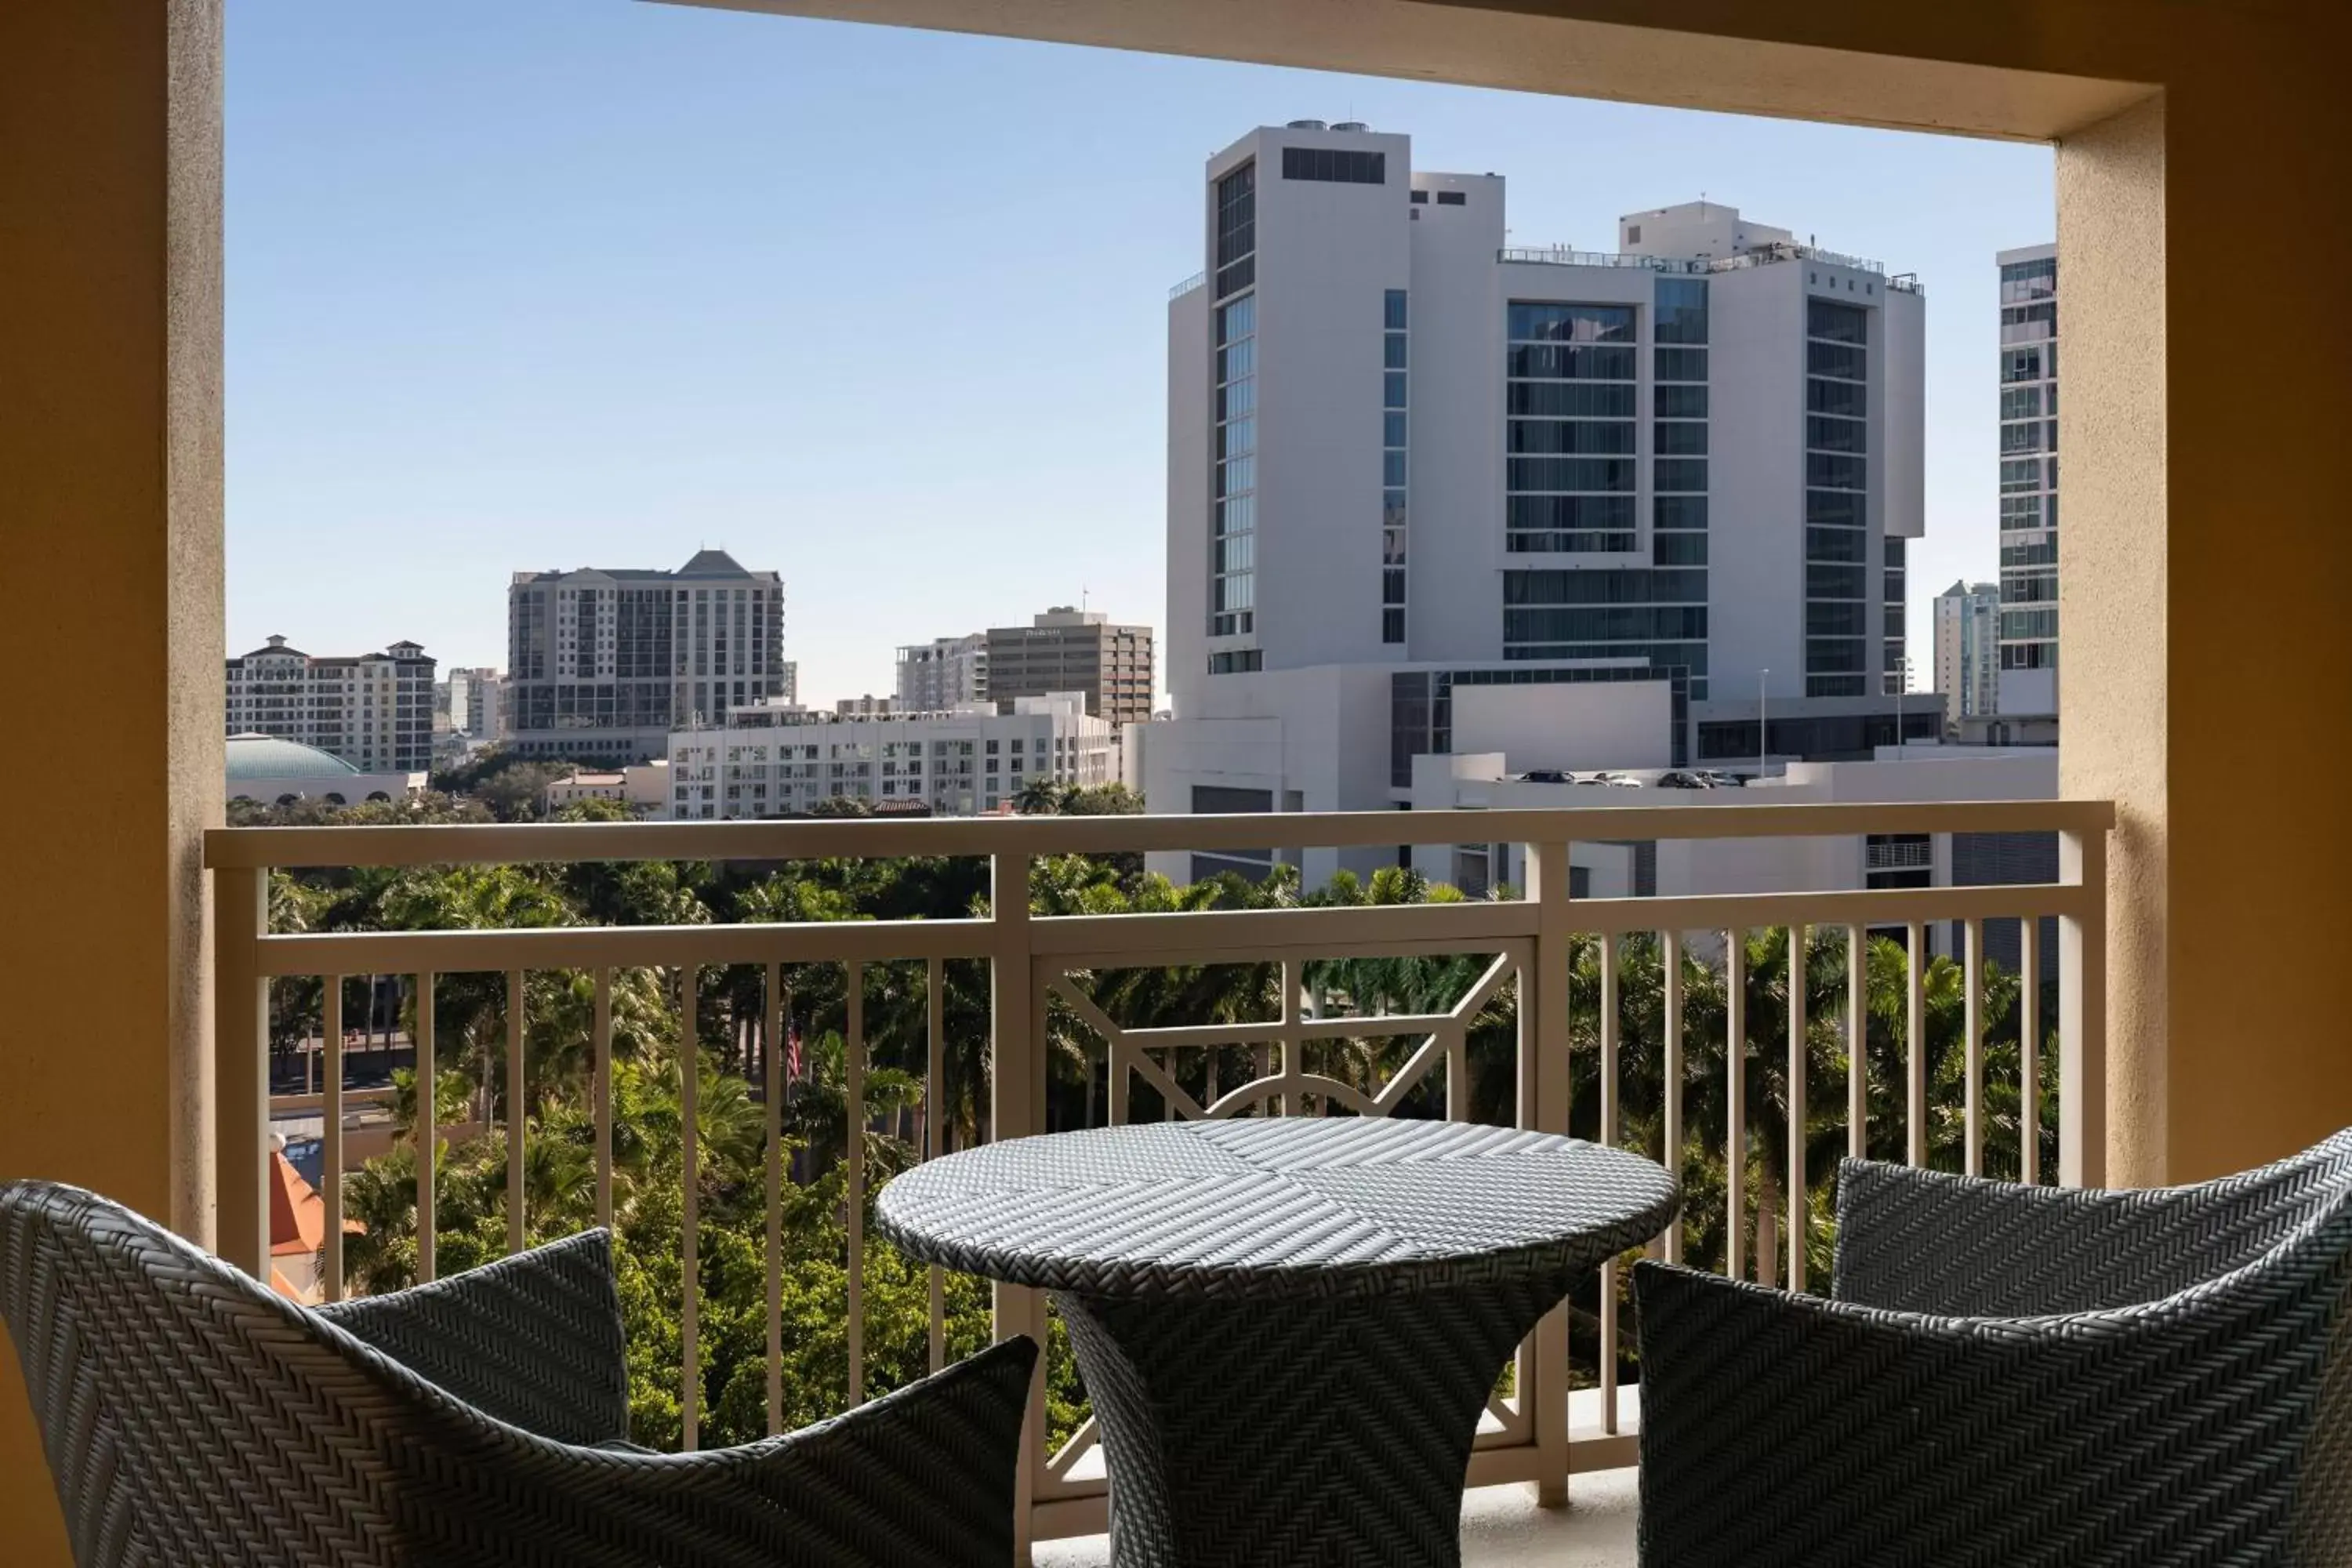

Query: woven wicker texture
[882,1120,1679,1568]
[0,1180,1036,1568]
[1634,1131,2352,1568]
[875,1119,1680,1301]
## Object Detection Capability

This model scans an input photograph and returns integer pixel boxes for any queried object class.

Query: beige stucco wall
[0,4,222,1557]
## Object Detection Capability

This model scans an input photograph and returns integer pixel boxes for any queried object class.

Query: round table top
[874,1118,1679,1301]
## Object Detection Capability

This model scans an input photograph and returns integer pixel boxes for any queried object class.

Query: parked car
[1516,768,1573,784]
[1604,774,1644,788]
[1655,771,1710,789]
[1697,770,1748,788]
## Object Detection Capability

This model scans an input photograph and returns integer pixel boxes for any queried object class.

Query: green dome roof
[225,733,364,781]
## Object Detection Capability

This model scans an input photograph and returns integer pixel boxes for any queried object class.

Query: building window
[1409,189,1428,205]
[1806,298,1874,696]
[1280,146,1385,183]
[1506,302,1638,553]
[1383,289,1409,644]
[1436,190,1466,206]
[1214,161,1255,299]
[1210,292,1258,638]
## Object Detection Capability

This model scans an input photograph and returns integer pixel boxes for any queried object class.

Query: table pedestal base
[1055,1272,1573,1568]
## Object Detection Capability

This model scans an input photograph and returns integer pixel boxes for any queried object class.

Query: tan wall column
[0,3,223,1558]
[2063,58,2352,1184]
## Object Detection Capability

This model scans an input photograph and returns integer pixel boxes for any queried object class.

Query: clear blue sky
[228,0,2053,706]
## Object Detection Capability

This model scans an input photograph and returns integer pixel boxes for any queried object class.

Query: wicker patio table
[875,1117,1678,1568]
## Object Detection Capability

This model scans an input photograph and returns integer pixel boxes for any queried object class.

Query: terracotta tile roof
[267,1149,362,1258]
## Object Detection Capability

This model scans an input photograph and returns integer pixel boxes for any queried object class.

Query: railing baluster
[594,967,613,1229]
[1662,931,1684,1266]
[1280,958,1303,1116]
[681,968,700,1450]
[1964,918,1984,1178]
[1787,926,1806,1295]
[322,976,343,1303]
[764,964,783,1437]
[506,969,525,1256]
[2021,920,2042,1185]
[1725,930,1746,1282]
[1846,926,1867,1163]
[927,955,947,1376]
[847,959,866,1409]
[987,852,1041,1559]
[416,970,436,1284]
[2058,828,2107,1187]
[212,864,269,1278]
[1904,922,1926,1168]
[1599,932,1620,1434]
[1524,840,1572,1508]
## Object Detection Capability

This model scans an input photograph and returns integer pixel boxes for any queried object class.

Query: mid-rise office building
[896,633,988,711]
[504,549,786,763]
[667,693,1119,819]
[986,608,1155,726]
[779,661,798,706]
[1933,580,2001,728]
[1151,121,1936,879]
[223,634,436,772]
[1995,243,2059,715]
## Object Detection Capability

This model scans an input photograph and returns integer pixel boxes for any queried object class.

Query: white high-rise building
[896,633,988,711]
[667,693,1119,820]
[1995,243,2058,716]
[504,550,786,763]
[224,634,437,773]
[1149,121,1933,880]
[1933,580,2001,728]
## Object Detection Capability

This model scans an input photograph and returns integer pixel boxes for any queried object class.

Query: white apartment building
[223,634,436,772]
[1933,580,2001,727]
[1996,243,2059,717]
[666,693,1120,820]
[1151,121,1935,880]
[896,634,988,711]
[505,549,786,764]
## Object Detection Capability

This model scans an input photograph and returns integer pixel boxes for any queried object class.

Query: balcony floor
[1034,1465,1639,1567]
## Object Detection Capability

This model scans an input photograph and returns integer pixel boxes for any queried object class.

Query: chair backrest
[0,1179,412,1565]
[1840,1128,2352,1318]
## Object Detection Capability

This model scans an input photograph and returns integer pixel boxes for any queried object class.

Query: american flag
[785,1014,803,1085]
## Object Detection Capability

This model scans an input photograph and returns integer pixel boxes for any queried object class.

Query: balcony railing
[206,798,2111,1544]
[1499,242,1922,294]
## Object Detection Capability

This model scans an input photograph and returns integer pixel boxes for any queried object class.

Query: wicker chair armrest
[1830,1157,2309,1316]
[402,1335,1041,1568]
[316,1228,630,1447]
[1632,1259,2327,1568]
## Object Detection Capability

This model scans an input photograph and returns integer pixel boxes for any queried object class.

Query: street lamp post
[1759,668,1769,779]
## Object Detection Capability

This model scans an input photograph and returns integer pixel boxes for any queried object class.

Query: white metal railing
[206,798,2111,1546]
[1499,242,1915,291]
[1168,271,1206,301]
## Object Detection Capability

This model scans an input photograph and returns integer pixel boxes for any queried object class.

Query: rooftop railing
[209,798,2109,1546]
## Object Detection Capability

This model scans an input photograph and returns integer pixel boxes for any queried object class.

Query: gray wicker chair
[1632,1131,2352,1567]
[0,1179,1036,1567]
